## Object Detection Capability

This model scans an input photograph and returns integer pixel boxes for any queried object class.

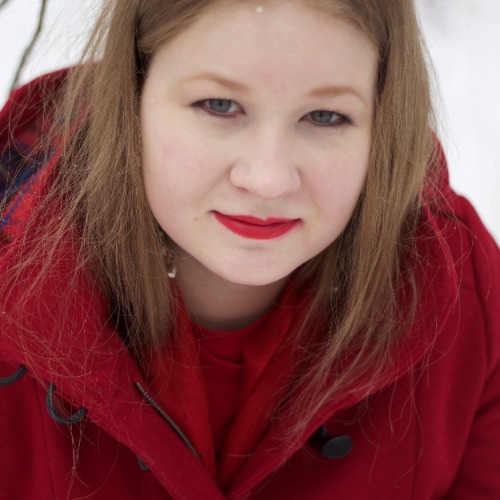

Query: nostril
[229,162,300,200]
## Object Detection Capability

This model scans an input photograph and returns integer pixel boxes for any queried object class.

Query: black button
[137,456,150,472]
[320,435,353,460]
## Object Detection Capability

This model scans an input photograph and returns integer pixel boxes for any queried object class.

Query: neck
[174,257,288,331]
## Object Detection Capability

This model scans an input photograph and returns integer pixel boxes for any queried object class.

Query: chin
[215,267,292,288]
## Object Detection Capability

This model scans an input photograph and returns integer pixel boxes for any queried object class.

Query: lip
[213,211,301,240]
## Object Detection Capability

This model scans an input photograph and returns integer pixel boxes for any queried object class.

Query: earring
[157,224,177,279]
[167,266,177,279]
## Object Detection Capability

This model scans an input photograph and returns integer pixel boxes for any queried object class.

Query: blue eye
[198,98,241,115]
[305,110,349,126]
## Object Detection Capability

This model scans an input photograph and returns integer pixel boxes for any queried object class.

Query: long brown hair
[1,0,436,437]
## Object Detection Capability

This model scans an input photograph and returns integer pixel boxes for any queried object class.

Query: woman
[1,0,499,498]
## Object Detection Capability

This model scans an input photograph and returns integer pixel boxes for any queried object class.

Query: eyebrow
[178,71,367,103]
[177,72,250,93]
[308,85,367,104]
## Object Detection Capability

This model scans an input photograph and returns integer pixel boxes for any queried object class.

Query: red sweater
[1,72,499,499]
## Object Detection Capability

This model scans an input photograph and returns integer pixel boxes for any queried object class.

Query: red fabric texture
[199,323,249,454]
[151,285,310,486]
[198,310,272,453]
[0,72,499,499]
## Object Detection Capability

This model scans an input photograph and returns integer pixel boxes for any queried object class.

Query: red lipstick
[213,212,300,240]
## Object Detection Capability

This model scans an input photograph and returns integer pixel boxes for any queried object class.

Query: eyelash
[195,98,243,116]
[193,98,352,128]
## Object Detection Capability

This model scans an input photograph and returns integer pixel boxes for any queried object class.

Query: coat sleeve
[443,195,500,499]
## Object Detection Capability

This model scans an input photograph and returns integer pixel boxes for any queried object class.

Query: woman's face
[141,0,377,288]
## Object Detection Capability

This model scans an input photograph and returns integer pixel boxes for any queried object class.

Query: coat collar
[0,187,458,499]
[0,203,226,499]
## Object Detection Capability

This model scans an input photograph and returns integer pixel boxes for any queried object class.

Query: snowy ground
[0,0,499,243]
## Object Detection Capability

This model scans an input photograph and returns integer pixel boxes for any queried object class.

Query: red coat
[1,73,499,499]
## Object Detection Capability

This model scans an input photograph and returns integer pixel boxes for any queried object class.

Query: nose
[229,127,301,199]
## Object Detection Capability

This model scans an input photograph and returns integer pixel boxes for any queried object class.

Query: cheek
[142,133,224,220]
[312,148,369,212]
[143,123,224,182]
[143,136,195,192]
[142,137,185,219]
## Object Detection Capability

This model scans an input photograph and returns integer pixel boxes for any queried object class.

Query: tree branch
[0,0,14,11]
[10,0,49,91]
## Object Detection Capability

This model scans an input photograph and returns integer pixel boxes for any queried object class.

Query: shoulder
[1,69,69,242]
[438,190,500,370]
[0,68,69,161]
[415,186,500,497]
[420,142,500,369]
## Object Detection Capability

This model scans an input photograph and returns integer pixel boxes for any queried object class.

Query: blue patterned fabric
[0,141,49,231]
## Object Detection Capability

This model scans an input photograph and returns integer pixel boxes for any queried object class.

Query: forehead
[147,0,377,95]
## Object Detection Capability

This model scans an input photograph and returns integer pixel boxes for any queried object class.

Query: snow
[416,0,500,243]
[0,0,499,243]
